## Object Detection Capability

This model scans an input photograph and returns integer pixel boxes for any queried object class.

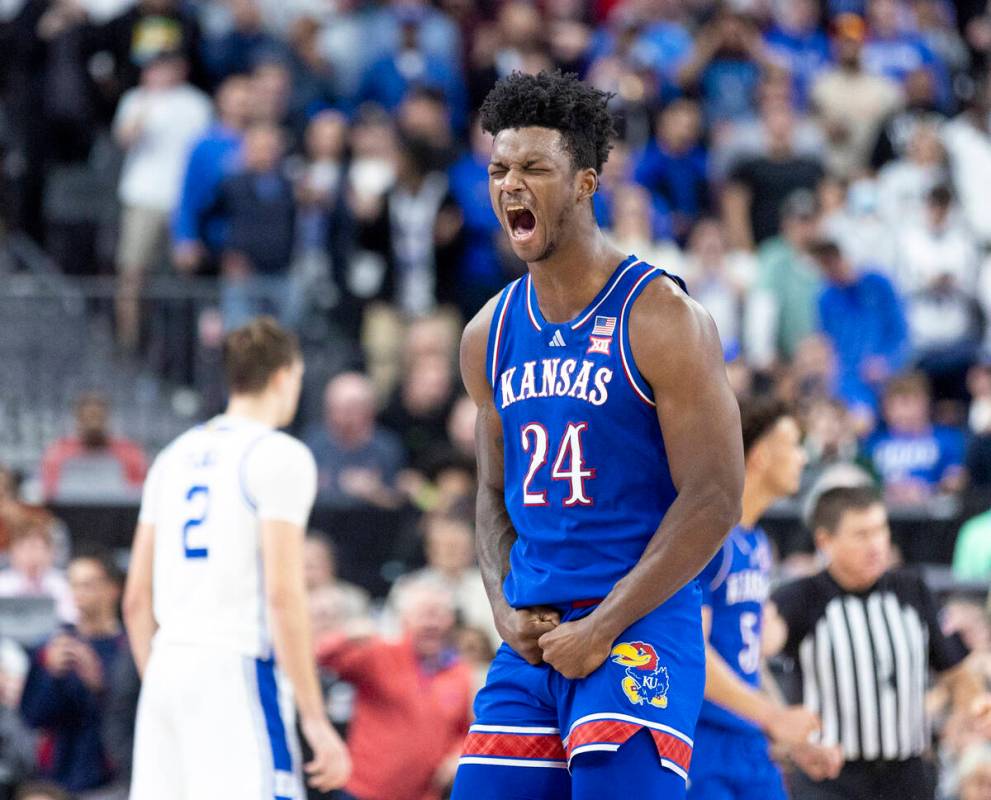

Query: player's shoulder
[460,279,524,398]
[250,430,315,469]
[627,262,722,375]
[629,262,704,328]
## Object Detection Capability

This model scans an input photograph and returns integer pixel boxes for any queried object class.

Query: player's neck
[527,229,626,324]
[739,474,779,529]
[225,395,282,429]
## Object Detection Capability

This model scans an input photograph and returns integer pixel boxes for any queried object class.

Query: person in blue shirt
[689,395,840,800]
[355,10,467,132]
[171,75,251,274]
[447,119,512,316]
[20,553,129,796]
[632,99,710,243]
[866,371,966,506]
[812,239,909,417]
[764,0,832,109]
[862,0,950,108]
[677,9,773,125]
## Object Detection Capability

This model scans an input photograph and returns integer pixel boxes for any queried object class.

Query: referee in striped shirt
[762,485,991,799]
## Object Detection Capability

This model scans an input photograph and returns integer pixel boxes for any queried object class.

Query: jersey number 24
[521,422,595,507]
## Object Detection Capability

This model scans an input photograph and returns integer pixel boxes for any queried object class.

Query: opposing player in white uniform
[124,317,350,800]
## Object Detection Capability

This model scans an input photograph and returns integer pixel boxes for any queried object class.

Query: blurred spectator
[861,0,948,99]
[171,74,253,273]
[381,354,457,473]
[763,0,831,108]
[676,8,773,126]
[357,9,467,131]
[679,217,756,355]
[913,0,970,79]
[811,13,903,178]
[723,104,825,250]
[586,2,693,90]
[292,109,351,318]
[80,0,206,102]
[820,176,899,277]
[355,132,460,317]
[304,372,406,509]
[631,98,709,242]
[604,183,680,273]
[446,119,508,315]
[801,397,862,493]
[111,51,211,350]
[953,508,991,581]
[201,0,284,84]
[39,393,147,504]
[214,122,299,330]
[943,74,991,247]
[900,186,982,402]
[745,189,822,368]
[388,514,498,650]
[865,372,965,506]
[303,531,370,625]
[0,519,74,627]
[812,239,909,414]
[316,576,473,800]
[19,553,127,797]
[870,67,946,170]
[876,122,947,228]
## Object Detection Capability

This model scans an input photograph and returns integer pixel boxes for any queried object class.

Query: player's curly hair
[479,70,616,173]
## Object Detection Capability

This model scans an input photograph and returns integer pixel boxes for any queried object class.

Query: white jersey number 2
[183,485,211,559]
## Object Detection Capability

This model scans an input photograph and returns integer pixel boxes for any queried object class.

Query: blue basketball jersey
[697,525,773,733]
[486,255,686,609]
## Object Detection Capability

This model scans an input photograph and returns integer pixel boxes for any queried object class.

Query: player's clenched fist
[538,616,613,679]
[496,605,561,665]
[301,716,352,792]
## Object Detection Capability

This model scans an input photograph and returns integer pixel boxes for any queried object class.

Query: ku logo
[587,336,611,356]
[611,641,670,709]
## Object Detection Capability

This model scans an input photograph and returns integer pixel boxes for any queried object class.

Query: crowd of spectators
[4,0,991,797]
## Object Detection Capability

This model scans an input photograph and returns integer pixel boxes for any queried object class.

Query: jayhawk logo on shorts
[610,641,670,709]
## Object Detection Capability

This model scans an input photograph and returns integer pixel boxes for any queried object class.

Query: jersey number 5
[183,485,210,559]
[521,422,595,507]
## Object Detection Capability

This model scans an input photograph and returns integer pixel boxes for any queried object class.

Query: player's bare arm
[539,281,744,679]
[123,521,157,676]
[700,606,819,747]
[461,298,560,665]
[261,519,351,792]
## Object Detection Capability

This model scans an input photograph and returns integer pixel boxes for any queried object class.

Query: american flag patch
[592,316,616,336]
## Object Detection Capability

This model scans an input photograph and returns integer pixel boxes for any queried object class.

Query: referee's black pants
[789,757,935,800]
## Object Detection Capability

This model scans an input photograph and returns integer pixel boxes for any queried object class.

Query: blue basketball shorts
[687,723,787,800]
[452,584,705,799]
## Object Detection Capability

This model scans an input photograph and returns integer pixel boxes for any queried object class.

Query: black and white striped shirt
[772,569,967,762]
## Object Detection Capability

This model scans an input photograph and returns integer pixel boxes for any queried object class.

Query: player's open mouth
[506,204,537,242]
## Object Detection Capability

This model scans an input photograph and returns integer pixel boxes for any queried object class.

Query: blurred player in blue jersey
[689,396,839,799]
[451,70,744,800]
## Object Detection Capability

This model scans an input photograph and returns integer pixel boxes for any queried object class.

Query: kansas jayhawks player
[451,71,744,800]
[689,397,824,799]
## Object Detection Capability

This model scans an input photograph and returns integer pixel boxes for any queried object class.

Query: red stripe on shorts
[462,732,567,761]
[566,719,693,772]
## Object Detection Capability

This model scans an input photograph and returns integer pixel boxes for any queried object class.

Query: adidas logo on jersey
[548,330,566,347]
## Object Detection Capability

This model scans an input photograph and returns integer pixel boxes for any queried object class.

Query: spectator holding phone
[19,554,129,799]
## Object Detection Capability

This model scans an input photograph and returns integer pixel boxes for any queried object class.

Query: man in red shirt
[316,576,474,800]
[40,393,147,502]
